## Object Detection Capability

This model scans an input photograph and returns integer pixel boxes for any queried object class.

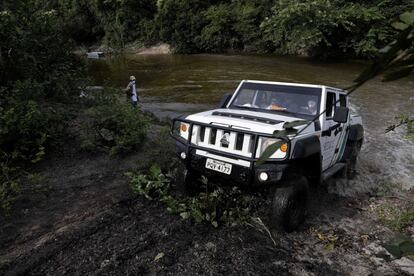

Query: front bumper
[175,140,289,187]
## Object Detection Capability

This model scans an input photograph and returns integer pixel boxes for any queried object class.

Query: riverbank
[75,42,173,57]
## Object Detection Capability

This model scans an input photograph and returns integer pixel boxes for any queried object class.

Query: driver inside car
[267,94,286,110]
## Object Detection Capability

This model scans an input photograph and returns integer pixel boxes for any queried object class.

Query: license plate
[205,158,232,175]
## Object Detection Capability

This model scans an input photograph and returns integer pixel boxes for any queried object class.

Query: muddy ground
[1,123,413,275]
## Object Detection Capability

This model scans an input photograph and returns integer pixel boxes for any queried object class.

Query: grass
[377,202,414,232]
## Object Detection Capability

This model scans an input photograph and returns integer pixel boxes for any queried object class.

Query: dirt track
[0,127,413,275]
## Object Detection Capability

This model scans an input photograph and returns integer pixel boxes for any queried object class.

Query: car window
[339,94,347,107]
[229,83,322,118]
[232,89,255,106]
[326,92,336,119]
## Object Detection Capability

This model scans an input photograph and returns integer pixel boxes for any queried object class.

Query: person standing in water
[124,75,138,107]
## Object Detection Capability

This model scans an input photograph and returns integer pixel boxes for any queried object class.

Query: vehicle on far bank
[171,80,364,231]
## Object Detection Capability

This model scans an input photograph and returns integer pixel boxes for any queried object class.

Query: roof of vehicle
[242,80,347,93]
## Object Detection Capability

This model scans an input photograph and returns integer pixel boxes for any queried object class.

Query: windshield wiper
[273,109,298,116]
[232,105,259,111]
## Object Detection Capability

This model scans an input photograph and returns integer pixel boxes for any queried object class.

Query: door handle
[322,123,341,137]
[321,129,331,137]
[334,126,343,136]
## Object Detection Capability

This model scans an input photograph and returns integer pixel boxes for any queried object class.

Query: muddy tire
[341,141,362,179]
[271,176,309,232]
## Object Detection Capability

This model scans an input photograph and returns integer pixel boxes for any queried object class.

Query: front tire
[271,176,310,232]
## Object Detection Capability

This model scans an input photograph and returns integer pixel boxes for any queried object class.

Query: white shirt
[128,81,137,102]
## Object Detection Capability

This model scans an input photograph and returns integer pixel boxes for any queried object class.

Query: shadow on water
[87,53,414,194]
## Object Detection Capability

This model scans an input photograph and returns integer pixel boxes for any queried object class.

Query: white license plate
[205,158,232,175]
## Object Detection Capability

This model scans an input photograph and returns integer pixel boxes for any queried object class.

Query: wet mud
[1,127,412,275]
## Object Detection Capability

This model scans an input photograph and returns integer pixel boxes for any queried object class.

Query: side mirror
[333,106,349,123]
[218,93,232,108]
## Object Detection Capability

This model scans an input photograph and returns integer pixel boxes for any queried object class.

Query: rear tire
[271,176,310,232]
[342,140,362,179]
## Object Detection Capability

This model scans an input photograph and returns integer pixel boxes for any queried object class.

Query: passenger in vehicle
[305,100,318,115]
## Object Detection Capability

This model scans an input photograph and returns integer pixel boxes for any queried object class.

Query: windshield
[229,82,322,118]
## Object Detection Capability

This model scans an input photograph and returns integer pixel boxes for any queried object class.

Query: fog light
[180,152,187,159]
[259,172,269,182]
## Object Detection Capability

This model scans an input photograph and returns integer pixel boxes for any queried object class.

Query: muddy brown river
[88,54,414,193]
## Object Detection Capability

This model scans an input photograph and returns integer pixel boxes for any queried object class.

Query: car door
[320,90,343,171]
[329,93,350,165]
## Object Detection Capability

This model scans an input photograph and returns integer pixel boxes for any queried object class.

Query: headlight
[255,137,288,159]
[172,120,190,140]
[180,122,190,140]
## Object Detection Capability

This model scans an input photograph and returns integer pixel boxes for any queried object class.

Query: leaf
[400,11,414,25]
[283,120,308,129]
[388,54,414,68]
[392,22,408,31]
[383,66,414,81]
[256,140,285,165]
[99,128,114,141]
[324,243,335,251]
[211,221,218,228]
[149,165,161,179]
[384,235,414,258]
[384,243,402,258]
[354,27,414,84]
[154,252,164,261]
[400,240,414,255]
[273,129,296,138]
[180,212,190,219]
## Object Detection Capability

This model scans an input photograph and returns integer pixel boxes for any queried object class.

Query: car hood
[185,108,314,135]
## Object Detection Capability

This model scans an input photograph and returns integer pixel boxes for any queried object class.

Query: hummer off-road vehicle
[171,80,364,231]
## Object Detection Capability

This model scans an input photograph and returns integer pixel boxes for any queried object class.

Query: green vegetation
[80,101,149,155]
[0,1,150,213]
[387,115,414,140]
[378,204,414,232]
[155,0,413,57]
[29,0,412,57]
[384,234,414,259]
[146,126,177,171]
[263,0,414,58]
[53,0,157,50]
[0,1,83,213]
[127,165,253,227]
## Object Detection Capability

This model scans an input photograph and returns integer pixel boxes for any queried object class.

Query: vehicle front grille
[191,125,254,157]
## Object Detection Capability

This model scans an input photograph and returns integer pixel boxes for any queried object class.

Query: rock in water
[87,52,105,59]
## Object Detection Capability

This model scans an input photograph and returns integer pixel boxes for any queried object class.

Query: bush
[65,0,158,49]
[0,1,83,213]
[147,126,177,171]
[127,165,253,227]
[261,0,412,58]
[80,103,149,155]
[0,160,20,213]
